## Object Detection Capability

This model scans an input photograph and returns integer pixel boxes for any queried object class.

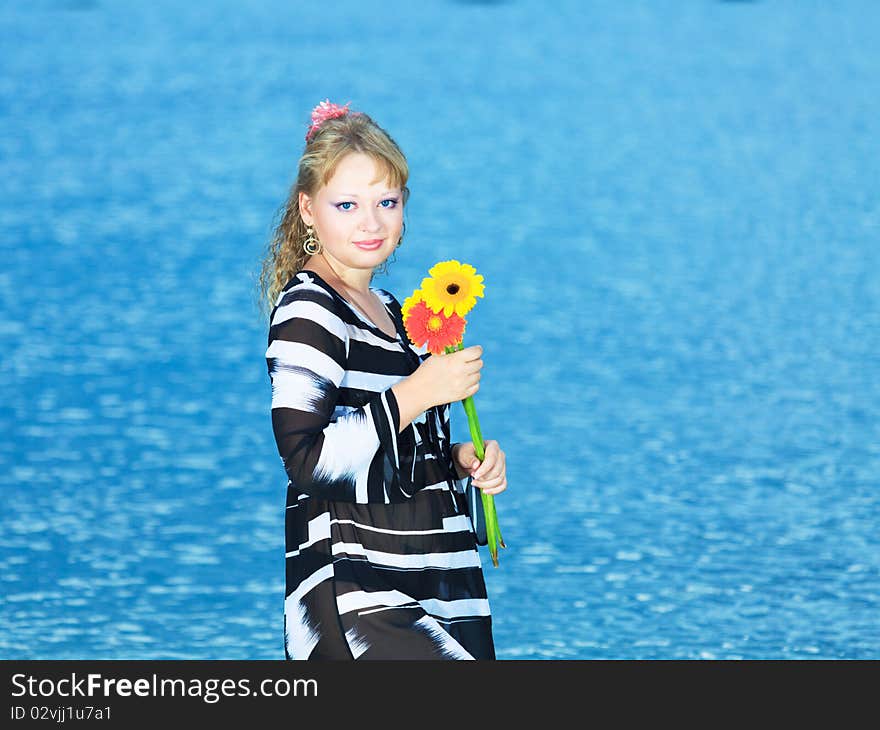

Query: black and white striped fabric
[266,269,495,660]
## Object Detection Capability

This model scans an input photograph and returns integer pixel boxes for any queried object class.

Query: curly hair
[255,109,410,323]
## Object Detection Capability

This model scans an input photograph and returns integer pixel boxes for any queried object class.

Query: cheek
[315,211,346,240]
[385,208,404,232]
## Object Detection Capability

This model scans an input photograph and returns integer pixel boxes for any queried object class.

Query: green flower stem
[446,343,505,567]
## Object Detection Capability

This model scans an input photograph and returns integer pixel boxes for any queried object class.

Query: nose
[359,205,382,234]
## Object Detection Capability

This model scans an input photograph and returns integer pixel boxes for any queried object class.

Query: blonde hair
[255,110,410,322]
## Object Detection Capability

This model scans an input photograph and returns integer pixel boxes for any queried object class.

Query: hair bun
[306,99,352,141]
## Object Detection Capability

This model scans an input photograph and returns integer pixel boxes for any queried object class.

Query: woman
[257,100,507,660]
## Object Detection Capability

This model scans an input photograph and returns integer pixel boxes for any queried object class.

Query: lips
[353,239,383,250]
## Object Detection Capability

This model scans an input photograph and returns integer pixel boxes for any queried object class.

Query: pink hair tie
[305,99,352,141]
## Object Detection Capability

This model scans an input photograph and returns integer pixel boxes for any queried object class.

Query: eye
[380,198,399,208]
[336,201,355,211]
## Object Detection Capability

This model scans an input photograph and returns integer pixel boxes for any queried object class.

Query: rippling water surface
[2,0,878,659]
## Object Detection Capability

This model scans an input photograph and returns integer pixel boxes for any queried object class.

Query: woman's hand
[453,440,507,496]
[411,345,483,410]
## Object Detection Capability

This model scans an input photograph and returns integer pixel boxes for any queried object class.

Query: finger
[479,479,507,495]
[482,440,499,457]
[473,471,503,488]
[472,460,494,479]
[474,461,506,482]
[482,445,505,467]
[472,450,500,473]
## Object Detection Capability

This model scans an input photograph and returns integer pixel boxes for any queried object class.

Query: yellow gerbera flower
[401,288,425,320]
[419,260,485,317]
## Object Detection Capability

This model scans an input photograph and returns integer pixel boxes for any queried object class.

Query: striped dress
[265,269,495,660]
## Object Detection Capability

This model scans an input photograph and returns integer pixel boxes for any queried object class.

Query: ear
[298,191,314,226]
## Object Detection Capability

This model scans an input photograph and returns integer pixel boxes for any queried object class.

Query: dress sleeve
[266,286,424,503]
[449,441,470,491]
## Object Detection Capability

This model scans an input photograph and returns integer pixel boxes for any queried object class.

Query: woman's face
[299,152,403,278]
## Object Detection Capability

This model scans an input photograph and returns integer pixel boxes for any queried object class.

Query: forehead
[324,152,399,193]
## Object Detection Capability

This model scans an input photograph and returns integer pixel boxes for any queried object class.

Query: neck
[310,254,373,295]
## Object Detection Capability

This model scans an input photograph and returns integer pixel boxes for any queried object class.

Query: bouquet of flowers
[401,260,506,567]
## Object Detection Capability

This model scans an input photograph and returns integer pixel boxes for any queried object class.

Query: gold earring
[302,225,321,255]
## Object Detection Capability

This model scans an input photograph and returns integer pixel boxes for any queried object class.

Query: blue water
[2,0,878,659]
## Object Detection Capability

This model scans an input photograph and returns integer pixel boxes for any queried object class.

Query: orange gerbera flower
[402,300,466,355]
[401,288,425,321]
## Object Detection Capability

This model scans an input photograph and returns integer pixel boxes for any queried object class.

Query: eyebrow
[334,190,401,198]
